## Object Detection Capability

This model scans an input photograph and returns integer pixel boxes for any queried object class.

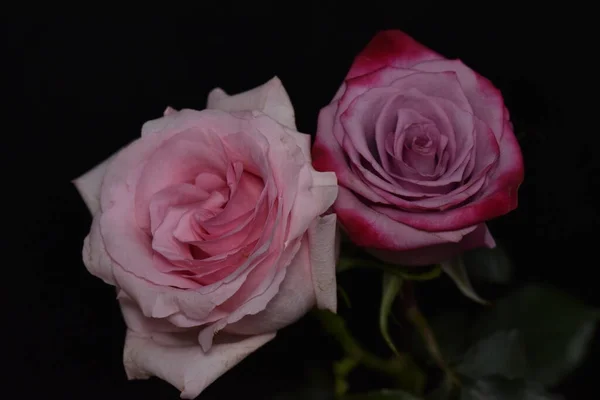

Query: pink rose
[74,77,338,398]
[312,30,524,266]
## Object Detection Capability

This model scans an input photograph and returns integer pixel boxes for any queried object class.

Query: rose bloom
[74,77,338,398]
[312,30,524,266]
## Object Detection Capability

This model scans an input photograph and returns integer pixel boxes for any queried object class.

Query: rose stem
[314,309,426,396]
[402,281,461,389]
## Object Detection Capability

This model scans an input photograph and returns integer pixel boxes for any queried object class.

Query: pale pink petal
[207,76,297,130]
[308,214,338,312]
[123,330,275,399]
[287,165,338,243]
[284,127,312,162]
[73,152,117,214]
[163,106,177,116]
[198,237,302,351]
[223,235,317,335]
[148,183,212,235]
[134,129,229,232]
[119,293,188,335]
[82,214,116,285]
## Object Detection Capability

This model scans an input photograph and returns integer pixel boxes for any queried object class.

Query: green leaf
[459,377,564,400]
[470,285,599,386]
[441,257,489,305]
[462,245,513,284]
[342,389,424,399]
[456,330,528,380]
[380,274,402,355]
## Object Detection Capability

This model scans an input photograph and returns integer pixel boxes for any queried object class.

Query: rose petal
[123,330,275,399]
[148,183,212,235]
[412,59,506,139]
[73,152,118,214]
[82,214,116,285]
[346,30,444,80]
[313,102,389,204]
[341,89,459,202]
[287,164,338,243]
[207,76,296,130]
[369,223,495,266]
[197,236,300,351]
[371,121,520,232]
[308,214,338,312]
[334,187,475,252]
[223,235,315,335]
[135,129,229,232]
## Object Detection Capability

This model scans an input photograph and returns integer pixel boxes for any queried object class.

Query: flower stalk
[314,309,426,397]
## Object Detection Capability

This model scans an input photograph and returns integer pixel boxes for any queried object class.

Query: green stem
[314,310,426,396]
[403,283,461,389]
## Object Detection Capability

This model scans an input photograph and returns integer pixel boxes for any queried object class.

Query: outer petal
[73,152,117,214]
[308,214,338,312]
[346,30,444,80]
[370,223,496,266]
[371,123,523,233]
[123,330,275,399]
[82,214,116,285]
[334,187,475,253]
[207,76,296,130]
[312,102,389,204]
[412,59,507,139]
[223,234,316,335]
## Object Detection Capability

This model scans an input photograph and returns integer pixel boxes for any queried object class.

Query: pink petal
[346,30,444,80]
[151,205,194,261]
[100,202,198,289]
[207,76,296,130]
[82,214,116,286]
[287,164,338,243]
[412,59,506,139]
[163,106,177,116]
[119,294,188,335]
[369,223,495,266]
[73,152,118,214]
[372,121,522,233]
[334,187,474,252]
[312,102,389,204]
[123,330,275,399]
[223,234,316,335]
[134,129,229,232]
[148,183,211,235]
[308,214,338,312]
[198,238,298,351]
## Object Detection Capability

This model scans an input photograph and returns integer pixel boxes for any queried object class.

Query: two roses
[74,30,523,398]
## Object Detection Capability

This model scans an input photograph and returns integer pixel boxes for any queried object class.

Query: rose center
[401,123,438,175]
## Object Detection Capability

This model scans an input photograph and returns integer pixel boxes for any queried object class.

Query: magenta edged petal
[369,223,495,266]
[412,59,507,139]
[334,187,455,251]
[347,30,444,80]
[312,103,388,204]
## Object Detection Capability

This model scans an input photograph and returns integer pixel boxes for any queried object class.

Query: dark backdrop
[6,5,598,399]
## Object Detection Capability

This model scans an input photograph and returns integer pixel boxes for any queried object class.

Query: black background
[5,4,598,399]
